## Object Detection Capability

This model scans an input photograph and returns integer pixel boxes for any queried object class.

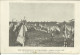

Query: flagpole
[23,22,24,46]
[23,17,25,46]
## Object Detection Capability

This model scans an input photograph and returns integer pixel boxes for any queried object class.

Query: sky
[10,3,74,22]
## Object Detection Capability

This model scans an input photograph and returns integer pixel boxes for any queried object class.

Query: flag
[16,25,25,46]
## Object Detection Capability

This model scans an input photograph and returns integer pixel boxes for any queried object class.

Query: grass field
[24,30,64,47]
[9,21,74,47]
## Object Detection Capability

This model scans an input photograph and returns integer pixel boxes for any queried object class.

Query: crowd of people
[9,19,74,47]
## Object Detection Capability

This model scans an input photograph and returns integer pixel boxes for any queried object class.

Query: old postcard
[0,1,80,54]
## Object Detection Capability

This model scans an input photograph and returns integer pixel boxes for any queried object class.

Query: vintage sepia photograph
[9,3,74,47]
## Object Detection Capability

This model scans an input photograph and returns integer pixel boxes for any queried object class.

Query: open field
[9,20,74,47]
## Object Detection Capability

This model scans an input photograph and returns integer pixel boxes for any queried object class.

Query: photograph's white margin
[1,1,80,54]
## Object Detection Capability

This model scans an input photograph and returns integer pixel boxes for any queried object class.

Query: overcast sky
[10,3,74,22]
